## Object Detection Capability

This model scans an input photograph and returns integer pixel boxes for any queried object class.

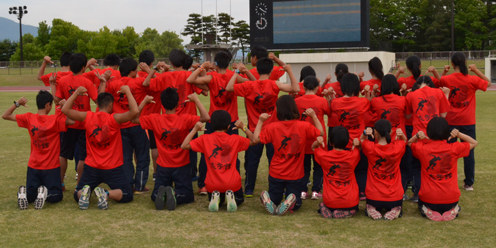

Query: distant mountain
[0,16,38,41]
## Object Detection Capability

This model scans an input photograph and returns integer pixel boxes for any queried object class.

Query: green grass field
[0,87,495,247]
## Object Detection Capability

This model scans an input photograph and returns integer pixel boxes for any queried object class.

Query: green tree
[135,28,183,58]
[217,12,234,43]
[454,0,488,50]
[10,33,44,61]
[0,39,17,61]
[36,20,50,50]
[233,20,250,62]
[44,19,83,59]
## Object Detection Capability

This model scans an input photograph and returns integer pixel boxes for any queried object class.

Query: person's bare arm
[48,73,58,100]
[238,63,257,81]
[252,113,270,144]
[442,65,450,76]
[408,131,428,146]
[268,53,286,67]
[395,128,407,142]
[95,70,110,94]
[131,96,155,124]
[311,136,325,150]
[113,85,139,124]
[142,66,158,87]
[305,108,324,136]
[181,122,204,150]
[2,97,28,121]
[233,120,256,146]
[226,72,238,92]
[360,127,374,142]
[426,66,441,80]
[86,58,98,71]
[37,56,53,81]
[186,67,213,85]
[394,66,406,79]
[276,65,299,93]
[186,94,210,122]
[469,64,491,87]
[61,87,88,122]
[448,128,478,150]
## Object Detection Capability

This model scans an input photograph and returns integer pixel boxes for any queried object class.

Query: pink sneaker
[311,191,322,200]
[463,184,474,191]
[366,204,382,220]
[442,205,461,221]
[359,192,366,201]
[318,202,333,218]
[301,191,308,200]
[333,209,356,219]
[422,205,443,221]
[384,206,402,220]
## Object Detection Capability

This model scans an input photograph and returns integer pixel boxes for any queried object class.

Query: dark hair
[214,51,231,69]
[426,117,450,141]
[406,55,421,80]
[69,53,87,74]
[374,119,392,144]
[97,92,114,109]
[60,52,72,67]
[161,87,179,111]
[139,50,155,66]
[211,110,231,131]
[381,74,400,97]
[412,76,435,91]
[36,90,53,109]
[183,55,193,70]
[330,126,349,149]
[103,53,120,66]
[303,76,319,91]
[250,46,268,60]
[299,66,316,82]
[451,52,468,75]
[276,95,299,121]
[335,63,349,83]
[256,58,274,76]
[341,73,360,97]
[119,57,138,77]
[368,57,384,80]
[169,49,186,68]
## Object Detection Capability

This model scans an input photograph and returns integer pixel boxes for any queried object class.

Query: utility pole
[9,6,28,67]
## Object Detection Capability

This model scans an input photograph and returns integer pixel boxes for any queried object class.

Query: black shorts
[148,129,157,149]
[324,204,359,212]
[366,199,403,212]
[418,199,458,215]
[60,128,86,160]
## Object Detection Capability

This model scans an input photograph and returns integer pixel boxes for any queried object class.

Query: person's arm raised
[305,108,324,136]
[37,56,53,81]
[186,93,210,122]
[426,66,441,80]
[311,136,325,151]
[276,64,299,93]
[469,64,491,87]
[226,71,238,92]
[113,85,139,124]
[252,113,270,144]
[408,131,428,147]
[131,95,155,124]
[61,87,88,122]
[448,128,478,150]
[2,97,28,121]
[394,66,406,79]
[238,63,256,82]
[181,122,205,150]
[268,52,286,67]
[233,120,257,146]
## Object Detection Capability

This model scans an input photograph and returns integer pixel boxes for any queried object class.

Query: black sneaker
[165,186,176,211]
[18,186,28,210]
[155,185,166,210]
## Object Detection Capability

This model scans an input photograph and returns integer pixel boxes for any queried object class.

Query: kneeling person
[62,85,138,210]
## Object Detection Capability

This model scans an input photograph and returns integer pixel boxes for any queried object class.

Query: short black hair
[374,119,392,144]
[341,73,360,97]
[119,57,138,77]
[139,50,155,66]
[214,51,231,69]
[368,57,384,80]
[211,110,231,131]
[303,75,319,91]
[103,53,120,66]
[250,46,268,60]
[276,95,299,121]
[161,87,179,111]
[183,55,193,70]
[169,49,186,68]
[381,74,400,96]
[36,90,53,109]
[299,66,316,82]
[426,117,450,141]
[60,52,72,67]
[412,76,435,91]
[69,53,87,74]
[97,92,114,109]
[330,126,349,149]
[406,55,421,80]
[256,58,274,76]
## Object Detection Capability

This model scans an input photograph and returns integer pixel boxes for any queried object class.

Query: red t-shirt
[360,78,382,96]
[370,94,407,140]
[330,96,371,148]
[439,73,488,126]
[398,75,440,126]
[105,77,148,129]
[140,113,200,168]
[83,68,122,90]
[292,82,323,99]
[247,66,285,80]
[150,71,201,116]
[16,113,68,170]
[411,140,471,204]
[259,120,321,180]
[40,71,72,87]
[406,86,451,134]
[233,79,280,132]
[56,74,98,129]
[324,82,344,127]
[138,71,162,116]
[295,94,330,153]
[84,111,123,170]
[314,148,360,209]
[190,132,250,193]
[362,140,406,202]
[207,71,238,122]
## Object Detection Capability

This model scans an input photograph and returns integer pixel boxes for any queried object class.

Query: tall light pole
[9,6,28,66]
[451,0,454,52]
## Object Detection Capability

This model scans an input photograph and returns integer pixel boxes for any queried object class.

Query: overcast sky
[1,0,250,44]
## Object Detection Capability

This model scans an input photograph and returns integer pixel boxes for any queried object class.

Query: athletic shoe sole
[276,193,296,216]
[155,186,166,210]
[384,206,402,220]
[165,186,176,211]
[318,202,333,218]
[260,191,276,215]
[79,185,91,210]
[34,186,47,210]
[244,191,254,198]
[226,190,237,212]
[422,205,443,221]
[94,187,109,210]
[366,204,383,220]
[18,186,28,210]
[209,191,220,212]
[442,204,461,221]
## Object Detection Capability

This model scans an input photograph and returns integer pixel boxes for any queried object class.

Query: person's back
[239,78,280,129]
[84,111,122,169]
[208,71,238,121]
[295,94,330,153]
[331,96,369,145]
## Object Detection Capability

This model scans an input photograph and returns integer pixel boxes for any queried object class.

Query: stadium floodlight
[8,5,28,65]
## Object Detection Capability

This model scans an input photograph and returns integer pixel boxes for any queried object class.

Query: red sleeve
[86,81,98,101]
[139,115,152,130]
[305,122,321,139]
[270,66,286,80]
[189,135,206,153]
[405,95,413,115]
[361,140,374,157]
[187,115,201,130]
[472,76,488,92]
[237,135,251,152]
[83,70,98,85]
[259,124,272,144]
[16,113,30,129]
[432,77,441,88]
[106,81,116,94]
[438,90,450,114]
[84,111,94,129]
[40,73,51,86]
[322,99,331,116]
[313,147,326,165]
[351,149,361,167]
[55,82,65,100]
[452,142,471,159]
[410,142,423,159]
[56,114,69,132]
[233,81,252,97]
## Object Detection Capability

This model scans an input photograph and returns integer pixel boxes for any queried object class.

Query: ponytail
[374,119,392,144]
[406,56,421,80]
[451,52,468,75]
[335,63,349,84]
[368,57,384,80]
[384,132,391,144]
[412,76,435,91]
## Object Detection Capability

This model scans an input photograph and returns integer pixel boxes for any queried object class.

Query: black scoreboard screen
[250,0,370,50]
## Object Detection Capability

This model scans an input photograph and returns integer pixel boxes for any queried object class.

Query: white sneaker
[311,191,322,200]
[464,184,474,191]
[208,191,220,212]
[301,191,308,200]
[226,190,237,212]
[34,186,48,210]
[18,186,28,210]
[75,173,78,180]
